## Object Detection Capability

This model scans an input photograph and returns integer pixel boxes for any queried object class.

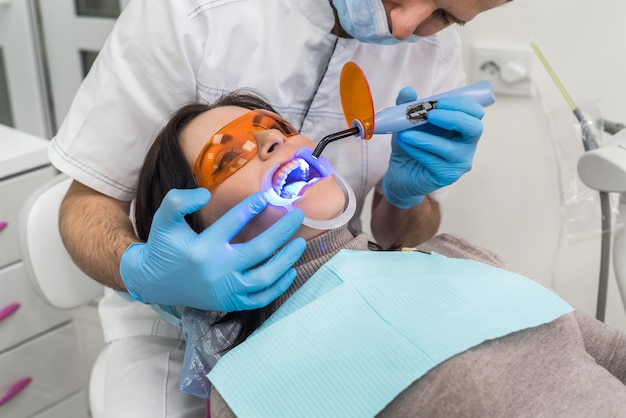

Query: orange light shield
[339,62,375,139]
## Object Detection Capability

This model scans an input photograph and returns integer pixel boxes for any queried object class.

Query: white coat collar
[295,0,336,34]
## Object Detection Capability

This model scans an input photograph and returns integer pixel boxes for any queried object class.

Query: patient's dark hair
[135,90,277,240]
[134,90,280,349]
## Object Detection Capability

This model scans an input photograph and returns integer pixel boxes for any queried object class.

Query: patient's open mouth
[272,158,323,199]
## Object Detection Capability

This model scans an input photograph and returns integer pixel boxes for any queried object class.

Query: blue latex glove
[382,87,485,209]
[120,188,306,312]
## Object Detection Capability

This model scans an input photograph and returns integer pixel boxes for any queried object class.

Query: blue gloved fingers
[426,109,484,142]
[121,188,303,311]
[121,188,212,305]
[235,268,298,310]
[425,97,484,142]
[231,209,305,268]
[200,191,270,243]
[435,97,485,119]
[396,129,476,164]
[396,86,418,105]
[382,94,484,210]
[228,238,305,309]
[240,237,306,290]
[152,188,211,231]
[395,140,470,186]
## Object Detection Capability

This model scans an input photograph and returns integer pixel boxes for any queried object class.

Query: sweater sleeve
[574,310,626,383]
[210,388,236,418]
[414,233,509,270]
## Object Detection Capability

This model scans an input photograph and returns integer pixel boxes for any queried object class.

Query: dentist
[50,0,512,416]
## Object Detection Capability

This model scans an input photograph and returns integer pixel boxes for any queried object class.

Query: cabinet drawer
[0,324,82,418]
[0,263,71,353]
[31,390,89,418]
[0,166,56,268]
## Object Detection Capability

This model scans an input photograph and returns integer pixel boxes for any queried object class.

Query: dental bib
[209,250,573,417]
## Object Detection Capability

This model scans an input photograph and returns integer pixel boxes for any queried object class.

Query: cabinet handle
[0,221,7,232]
[0,303,20,322]
[0,377,32,407]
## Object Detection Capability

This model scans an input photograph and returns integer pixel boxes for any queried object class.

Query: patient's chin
[294,176,345,221]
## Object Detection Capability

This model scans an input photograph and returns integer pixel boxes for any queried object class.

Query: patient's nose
[255,129,287,160]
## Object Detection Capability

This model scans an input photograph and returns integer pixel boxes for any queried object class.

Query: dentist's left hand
[120,188,306,312]
[382,87,485,209]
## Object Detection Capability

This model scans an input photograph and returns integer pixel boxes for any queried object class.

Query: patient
[135,90,626,417]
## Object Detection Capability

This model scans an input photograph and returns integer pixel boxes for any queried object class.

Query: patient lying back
[210,233,626,417]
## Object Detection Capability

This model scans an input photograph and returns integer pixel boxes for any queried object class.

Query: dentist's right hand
[120,188,306,312]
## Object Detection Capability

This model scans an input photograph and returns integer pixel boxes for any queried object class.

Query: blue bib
[209,250,573,417]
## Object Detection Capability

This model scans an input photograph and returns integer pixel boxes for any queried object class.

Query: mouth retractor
[260,147,356,230]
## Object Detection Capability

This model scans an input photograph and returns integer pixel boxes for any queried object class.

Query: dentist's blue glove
[120,188,306,312]
[382,87,485,209]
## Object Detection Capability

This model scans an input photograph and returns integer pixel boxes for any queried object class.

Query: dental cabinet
[0,125,88,417]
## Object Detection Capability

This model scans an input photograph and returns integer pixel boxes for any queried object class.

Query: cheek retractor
[260,147,356,229]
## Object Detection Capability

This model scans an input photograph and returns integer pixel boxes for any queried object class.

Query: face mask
[331,0,421,45]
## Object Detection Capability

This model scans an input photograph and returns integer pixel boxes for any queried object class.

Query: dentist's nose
[388,6,433,39]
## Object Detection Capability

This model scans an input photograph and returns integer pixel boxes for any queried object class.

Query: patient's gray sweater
[210,227,626,417]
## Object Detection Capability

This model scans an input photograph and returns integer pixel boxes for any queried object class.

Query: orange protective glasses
[192,109,299,191]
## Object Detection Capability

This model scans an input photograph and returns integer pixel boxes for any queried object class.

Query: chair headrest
[19,175,103,309]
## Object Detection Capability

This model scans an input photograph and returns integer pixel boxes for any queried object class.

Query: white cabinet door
[35,0,128,132]
[0,0,50,137]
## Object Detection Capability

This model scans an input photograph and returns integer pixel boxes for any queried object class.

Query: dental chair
[19,174,107,418]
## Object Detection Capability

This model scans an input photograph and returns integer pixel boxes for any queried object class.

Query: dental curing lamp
[312,61,495,157]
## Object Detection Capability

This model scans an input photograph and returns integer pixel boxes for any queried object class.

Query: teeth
[272,158,313,198]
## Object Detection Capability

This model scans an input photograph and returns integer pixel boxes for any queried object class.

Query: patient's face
[181,106,346,240]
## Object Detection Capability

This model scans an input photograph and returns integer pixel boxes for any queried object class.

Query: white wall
[444,0,626,331]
